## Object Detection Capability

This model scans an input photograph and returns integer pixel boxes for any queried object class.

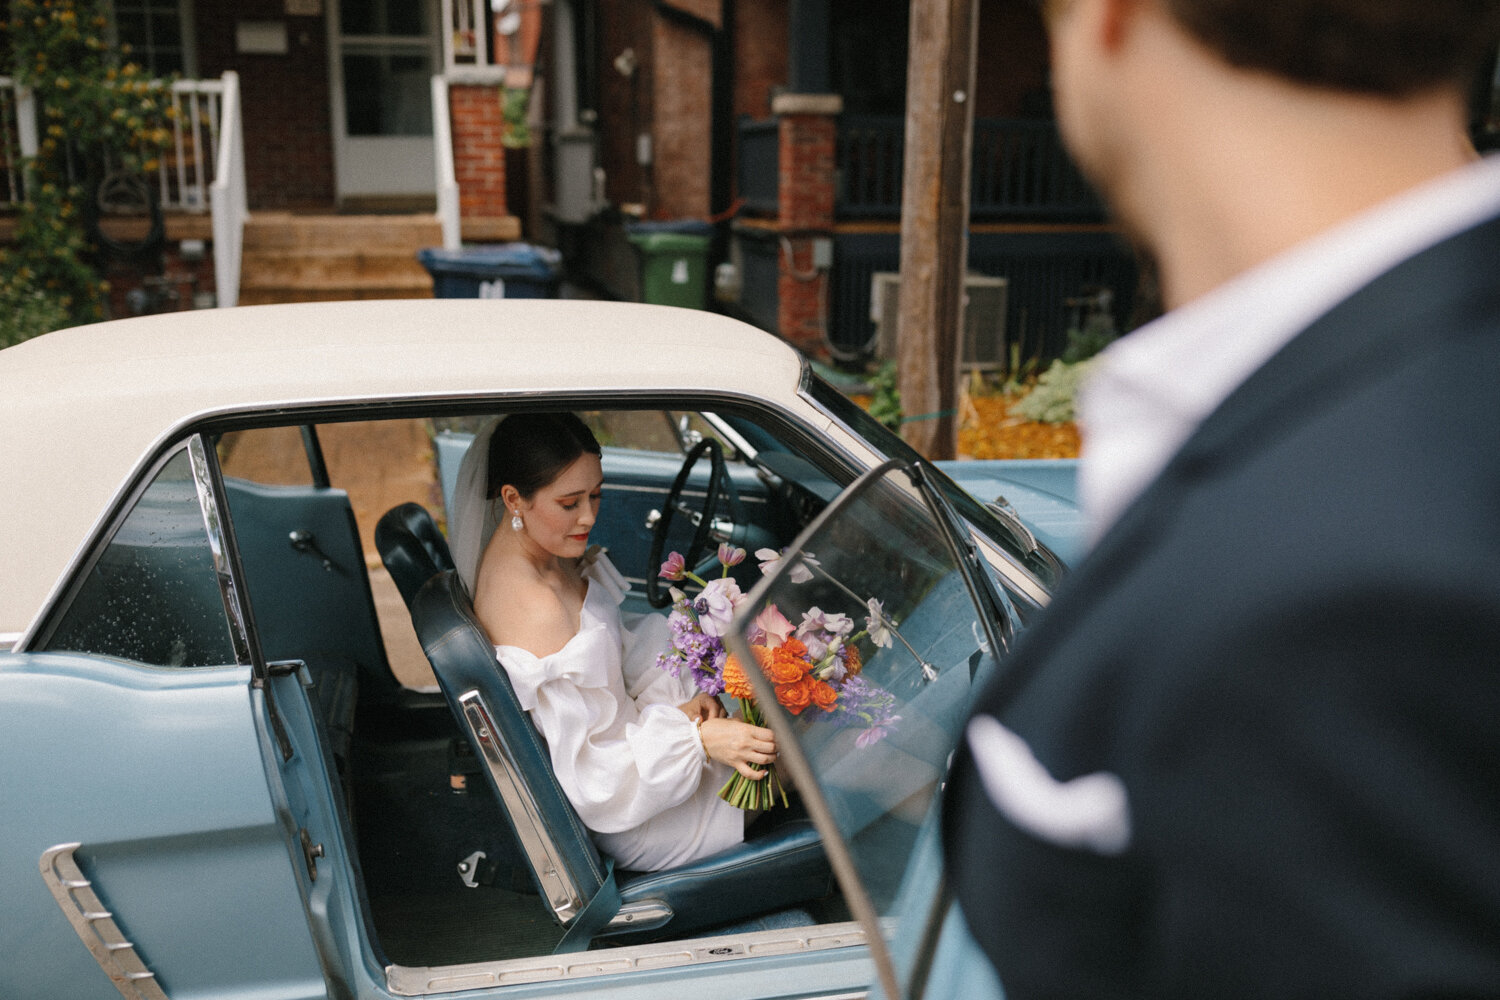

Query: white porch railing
[431,75,461,250]
[0,76,35,205]
[209,71,246,308]
[0,75,227,211]
[159,77,225,213]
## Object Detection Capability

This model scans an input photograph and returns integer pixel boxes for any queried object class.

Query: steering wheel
[646,438,733,608]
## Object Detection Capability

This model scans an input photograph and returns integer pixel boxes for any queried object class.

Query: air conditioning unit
[870,272,1009,370]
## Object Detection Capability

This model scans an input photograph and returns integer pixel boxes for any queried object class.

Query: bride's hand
[677,692,727,723]
[699,718,778,780]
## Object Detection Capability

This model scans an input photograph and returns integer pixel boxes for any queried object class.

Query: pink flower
[718,543,746,568]
[749,604,796,646]
[659,551,686,580]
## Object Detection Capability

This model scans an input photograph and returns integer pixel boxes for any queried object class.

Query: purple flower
[659,551,686,581]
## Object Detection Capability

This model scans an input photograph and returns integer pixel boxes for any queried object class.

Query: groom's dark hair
[1158,0,1500,97]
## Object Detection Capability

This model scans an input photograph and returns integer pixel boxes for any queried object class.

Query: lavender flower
[695,577,744,637]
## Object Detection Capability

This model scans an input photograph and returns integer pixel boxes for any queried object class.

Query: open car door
[724,458,1018,1000]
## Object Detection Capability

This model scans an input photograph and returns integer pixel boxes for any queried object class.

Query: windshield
[804,374,1063,591]
[725,459,1008,1000]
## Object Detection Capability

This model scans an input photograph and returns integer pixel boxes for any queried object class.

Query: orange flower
[843,645,863,677]
[722,653,754,700]
[810,679,839,712]
[756,640,811,685]
[776,677,813,715]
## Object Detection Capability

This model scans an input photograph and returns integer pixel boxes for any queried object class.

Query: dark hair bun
[486,412,602,500]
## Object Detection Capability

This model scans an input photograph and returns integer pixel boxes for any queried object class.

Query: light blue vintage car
[0,300,1075,1000]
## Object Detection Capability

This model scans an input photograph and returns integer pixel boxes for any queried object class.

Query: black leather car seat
[411,570,832,950]
[375,502,456,608]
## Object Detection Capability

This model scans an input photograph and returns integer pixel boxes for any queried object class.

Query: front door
[331,0,439,202]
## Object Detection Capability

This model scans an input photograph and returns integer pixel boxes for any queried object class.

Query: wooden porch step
[238,212,442,305]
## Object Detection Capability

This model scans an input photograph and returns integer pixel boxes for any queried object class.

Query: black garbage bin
[417,243,562,299]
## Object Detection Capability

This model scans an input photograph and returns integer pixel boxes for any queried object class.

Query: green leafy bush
[1,0,174,345]
[1012,358,1097,424]
[868,360,903,431]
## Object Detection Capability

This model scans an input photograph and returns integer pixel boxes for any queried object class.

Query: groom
[945,0,1500,996]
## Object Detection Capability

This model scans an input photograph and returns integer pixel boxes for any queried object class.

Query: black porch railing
[736,113,1104,222]
[838,114,1103,220]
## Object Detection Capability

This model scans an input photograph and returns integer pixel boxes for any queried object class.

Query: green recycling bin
[627,221,711,309]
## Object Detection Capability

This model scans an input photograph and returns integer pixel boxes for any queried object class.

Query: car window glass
[805,374,1061,590]
[727,461,1003,999]
[45,446,236,667]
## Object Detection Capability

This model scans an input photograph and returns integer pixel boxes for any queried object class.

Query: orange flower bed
[959,394,1080,460]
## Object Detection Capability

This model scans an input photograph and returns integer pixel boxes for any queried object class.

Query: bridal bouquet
[656,544,900,810]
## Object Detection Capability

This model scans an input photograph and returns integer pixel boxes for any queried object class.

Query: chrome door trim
[186,434,254,667]
[385,920,869,995]
[457,689,586,923]
[39,843,168,1000]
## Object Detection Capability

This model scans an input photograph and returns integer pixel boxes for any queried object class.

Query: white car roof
[0,299,811,635]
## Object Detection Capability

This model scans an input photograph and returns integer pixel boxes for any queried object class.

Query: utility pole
[896,0,978,459]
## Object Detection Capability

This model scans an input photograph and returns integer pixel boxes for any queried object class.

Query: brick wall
[193,0,333,209]
[651,16,713,219]
[774,95,840,358]
[450,85,509,219]
[733,0,788,121]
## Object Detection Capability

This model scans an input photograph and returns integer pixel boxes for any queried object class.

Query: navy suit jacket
[944,212,1500,998]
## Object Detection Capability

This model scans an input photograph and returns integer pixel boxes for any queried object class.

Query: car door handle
[288,529,336,571]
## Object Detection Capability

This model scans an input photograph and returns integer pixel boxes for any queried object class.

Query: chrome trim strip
[604,899,674,933]
[457,690,585,922]
[39,843,169,1000]
[386,920,868,996]
[187,434,254,666]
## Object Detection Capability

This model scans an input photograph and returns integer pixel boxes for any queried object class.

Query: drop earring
[511,510,524,532]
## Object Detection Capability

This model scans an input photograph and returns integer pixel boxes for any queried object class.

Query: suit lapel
[981,211,1500,709]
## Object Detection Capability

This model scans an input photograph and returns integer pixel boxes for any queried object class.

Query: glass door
[331,0,438,201]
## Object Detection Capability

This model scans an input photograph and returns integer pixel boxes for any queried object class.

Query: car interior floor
[347,704,851,968]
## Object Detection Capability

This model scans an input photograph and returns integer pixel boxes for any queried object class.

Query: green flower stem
[716,697,790,810]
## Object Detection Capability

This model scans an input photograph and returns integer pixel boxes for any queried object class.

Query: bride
[449,412,779,871]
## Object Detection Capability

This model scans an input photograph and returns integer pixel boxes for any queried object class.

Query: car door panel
[0,653,331,999]
[225,477,393,709]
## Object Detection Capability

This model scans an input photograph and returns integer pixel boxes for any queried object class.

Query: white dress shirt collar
[1077,154,1500,545]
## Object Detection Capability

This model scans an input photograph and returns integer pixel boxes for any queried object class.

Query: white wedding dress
[450,417,745,871]
[493,555,746,871]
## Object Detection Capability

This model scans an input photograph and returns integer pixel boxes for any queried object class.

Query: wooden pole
[896,0,978,459]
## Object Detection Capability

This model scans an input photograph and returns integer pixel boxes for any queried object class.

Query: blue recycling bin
[417,243,562,299]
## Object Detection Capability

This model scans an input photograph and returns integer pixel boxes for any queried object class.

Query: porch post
[773,91,841,358]
[447,82,516,241]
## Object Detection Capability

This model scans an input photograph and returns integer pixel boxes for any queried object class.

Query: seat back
[411,570,609,927]
[376,503,455,608]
